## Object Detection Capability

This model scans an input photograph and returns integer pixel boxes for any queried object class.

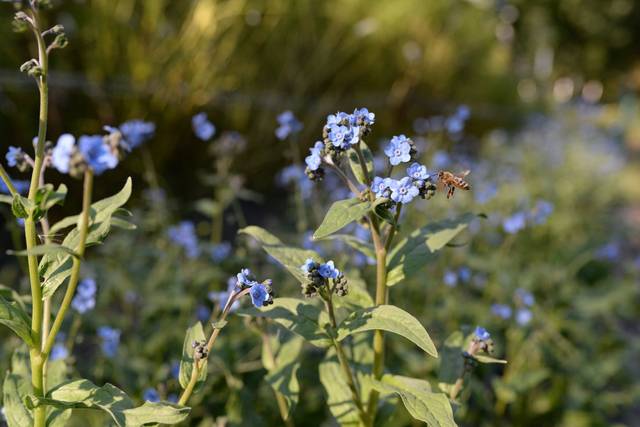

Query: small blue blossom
[236,268,254,287]
[196,304,210,322]
[326,112,351,126]
[516,308,532,326]
[457,267,472,283]
[117,119,156,150]
[78,135,118,175]
[51,134,75,174]
[170,361,180,379]
[515,288,535,307]
[474,326,491,341]
[384,135,412,166]
[318,260,339,279]
[390,177,419,204]
[502,212,527,234]
[406,162,429,181]
[71,278,97,314]
[167,221,199,258]
[275,110,303,140]
[210,241,232,262]
[371,177,393,199]
[143,388,160,403]
[192,112,216,141]
[327,124,359,149]
[445,116,464,135]
[351,107,375,126]
[98,326,121,358]
[301,258,316,273]
[249,282,269,308]
[305,141,324,171]
[5,146,23,167]
[530,200,554,225]
[50,343,69,361]
[491,304,512,319]
[443,270,458,287]
[596,242,620,261]
[456,105,471,120]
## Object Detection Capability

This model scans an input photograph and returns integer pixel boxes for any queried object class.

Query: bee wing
[457,170,470,178]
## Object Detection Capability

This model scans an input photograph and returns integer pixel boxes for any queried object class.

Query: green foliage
[261,333,304,418]
[348,142,375,185]
[313,198,372,240]
[179,322,207,393]
[0,296,33,346]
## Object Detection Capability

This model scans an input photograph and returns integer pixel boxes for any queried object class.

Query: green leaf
[437,332,464,394]
[239,226,323,284]
[11,194,31,219]
[0,194,13,204]
[2,347,33,427]
[474,354,507,364]
[239,298,331,348]
[0,295,34,346]
[179,322,207,392]
[369,375,457,427]
[386,213,476,286]
[333,274,374,311]
[7,243,80,259]
[262,334,304,418]
[323,234,375,259]
[348,141,374,185]
[40,178,133,298]
[0,284,27,313]
[336,305,437,357]
[313,198,371,240]
[36,183,67,212]
[25,379,190,427]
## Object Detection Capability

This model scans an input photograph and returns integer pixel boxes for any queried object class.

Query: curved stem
[0,164,18,196]
[42,170,94,357]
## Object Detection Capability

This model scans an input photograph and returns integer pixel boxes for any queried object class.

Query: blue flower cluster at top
[301,258,340,279]
[192,112,216,141]
[235,268,273,308]
[324,107,375,151]
[71,278,97,314]
[98,326,121,358]
[275,110,303,140]
[372,161,432,205]
[474,326,491,341]
[167,221,199,258]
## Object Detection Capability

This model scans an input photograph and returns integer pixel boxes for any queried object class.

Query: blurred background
[1,0,639,426]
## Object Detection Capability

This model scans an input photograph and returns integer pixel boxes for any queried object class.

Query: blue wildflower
[192,112,216,141]
[443,270,458,287]
[78,135,118,175]
[516,309,532,326]
[515,288,535,307]
[249,282,269,308]
[167,221,199,258]
[458,267,472,283]
[531,200,554,225]
[50,343,69,361]
[445,116,464,134]
[305,141,324,171]
[275,110,303,140]
[326,112,351,126]
[98,326,121,358]
[327,124,359,149]
[118,119,155,150]
[456,105,471,120]
[170,361,180,379]
[390,177,419,204]
[474,326,490,341]
[491,304,512,319]
[502,212,527,234]
[475,183,497,204]
[51,134,76,174]
[384,135,412,166]
[71,278,97,314]
[318,260,339,279]
[301,258,316,273]
[277,165,313,199]
[351,107,375,127]
[143,388,160,403]
[196,304,210,322]
[236,268,254,286]
[406,162,429,181]
[596,242,620,261]
[372,177,395,199]
[210,241,232,262]
[5,146,23,167]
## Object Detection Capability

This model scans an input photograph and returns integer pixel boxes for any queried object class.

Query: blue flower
[390,177,419,204]
[143,388,160,403]
[301,258,316,272]
[530,200,554,225]
[305,141,324,171]
[502,212,527,234]
[249,282,269,308]
[196,304,210,322]
[170,361,180,379]
[167,221,199,258]
[516,309,532,326]
[327,124,359,149]
[318,260,339,279]
[5,146,23,167]
[275,110,303,140]
[98,326,121,358]
[372,177,395,198]
[474,326,490,341]
[210,241,232,262]
[351,108,375,126]
[455,105,471,120]
[431,150,450,169]
[208,277,240,311]
[118,119,155,150]
[475,183,497,204]
[71,278,97,314]
[384,135,412,166]
[406,162,429,181]
[445,116,464,134]
[457,267,472,283]
[78,135,118,175]
[443,270,458,287]
[236,268,254,286]
[192,112,216,141]
[50,343,69,361]
[515,288,535,307]
[51,134,76,174]
[326,112,351,126]
[596,242,620,261]
[491,304,512,319]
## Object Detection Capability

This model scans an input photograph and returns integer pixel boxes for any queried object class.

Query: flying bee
[437,170,471,199]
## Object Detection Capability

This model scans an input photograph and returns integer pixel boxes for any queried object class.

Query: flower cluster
[98,326,121,358]
[275,110,303,140]
[71,278,97,314]
[104,119,155,152]
[235,268,274,308]
[502,199,554,234]
[372,161,436,205]
[300,259,348,298]
[167,221,199,258]
[192,112,216,141]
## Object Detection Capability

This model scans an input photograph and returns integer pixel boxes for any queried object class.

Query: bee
[437,170,471,199]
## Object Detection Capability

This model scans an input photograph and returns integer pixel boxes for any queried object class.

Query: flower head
[372,177,395,199]
[78,135,118,175]
[318,260,339,279]
[515,288,535,307]
[236,268,254,287]
[275,110,303,140]
[351,107,375,127]
[71,278,97,314]
[50,343,69,361]
[443,270,457,287]
[210,241,232,262]
[98,326,121,358]
[167,221,199,258]
[502,212,527,234]
[301,258,317,273]
[474,326,490,341]
[530,200,554,225]
[406,162,429,181]
[143,388,160,403]
[249,282,269,308]
[384,135,412,166]
[516,309,532,326]
[192,112,216,141]
[51,134,75,174]
[305,141,324,171]
[327,124,359,150]
[390,176,419,204]
[491,304,512,319]
[118,119,155,150]
[5,146,24,168]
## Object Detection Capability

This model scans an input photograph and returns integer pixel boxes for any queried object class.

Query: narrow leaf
[313,198,371,240]
[8,244,80,259]
[0,296,34,346]
[179,322,207,392]
[348,141,374,185]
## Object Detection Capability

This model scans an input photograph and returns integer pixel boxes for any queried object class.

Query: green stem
[0,164,18,196]
[354,144,372,187]
[42,170,94,357]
